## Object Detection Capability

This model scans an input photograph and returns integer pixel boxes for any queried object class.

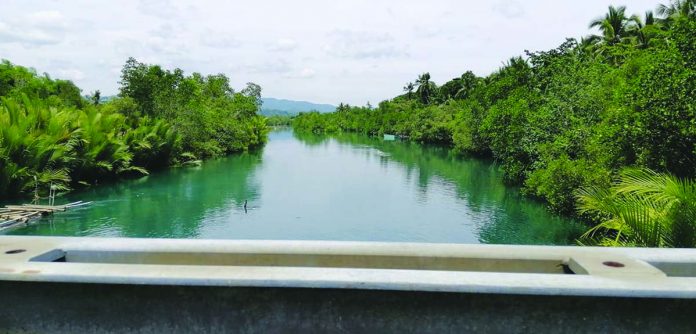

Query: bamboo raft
[0,201,90,231]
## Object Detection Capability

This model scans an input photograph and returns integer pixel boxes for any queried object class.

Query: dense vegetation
[578,169,695,247]
[294,1,696,246]
[0,58,267,200]
[265,115,293,126]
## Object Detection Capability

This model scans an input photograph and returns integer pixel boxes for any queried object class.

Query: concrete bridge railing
[1,236,695,333]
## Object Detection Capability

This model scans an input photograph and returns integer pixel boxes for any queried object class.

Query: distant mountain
[260,98,335,116]
[93,96,335,116]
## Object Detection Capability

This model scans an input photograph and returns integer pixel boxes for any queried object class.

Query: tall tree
[657,0,696,24]
[455,71,479,99]
[118,57,157,116]
[91,90,101,106]
[403,82,415,100]
[589,6,632,46]
[241,82,262,107]
[415,73,435,105]
[629,11,659,49]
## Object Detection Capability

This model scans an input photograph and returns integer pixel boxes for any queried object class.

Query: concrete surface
[0,281,695,333]
[1,236,696,298]
[1,236,696,332]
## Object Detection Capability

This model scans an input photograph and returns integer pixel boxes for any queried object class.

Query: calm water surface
[7,129,583,244]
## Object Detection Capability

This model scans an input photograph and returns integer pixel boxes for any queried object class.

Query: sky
[0,0,661,106]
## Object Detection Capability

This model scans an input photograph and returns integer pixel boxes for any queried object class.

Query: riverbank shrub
[117,58,268,158]
[266,115,293,126]
[0,59,267,199]
[294,3,696,222]
[0,97,158,198]
[577,169,696,247]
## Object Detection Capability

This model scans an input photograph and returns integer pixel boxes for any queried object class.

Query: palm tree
[403,82,415,100]
[0,98,76,197]
[91,90,101,106]
[656,0,696,24]
[579,35,601,53]
[589,6,633,46]
[628,11,659,49]
[415,73,435,105]
[454,71,479,99]
[577,169,696,247]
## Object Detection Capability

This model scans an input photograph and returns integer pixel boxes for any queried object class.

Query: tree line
[294,1,696,247]
[0,58,267,200]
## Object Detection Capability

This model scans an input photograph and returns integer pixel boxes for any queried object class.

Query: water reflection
[11,150,263,238]
[293,131,583,245]
[9,129,582,245]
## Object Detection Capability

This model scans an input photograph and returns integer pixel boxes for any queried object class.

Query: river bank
[6,129,582,245]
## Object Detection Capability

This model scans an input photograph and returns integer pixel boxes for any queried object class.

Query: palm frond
[576,168,696,247]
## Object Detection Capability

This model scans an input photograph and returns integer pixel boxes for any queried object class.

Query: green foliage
[0,60,85,108]
[624,18,696,177]
[118,58,268,158]
[415,72,437,104]
[0,59,268,200]
[266,115,293,126]
[294,2,695,245]
[577,169,696,247]
[294,99,456,144]
[526,157,611,215]
[0,97,166,198]
[589,6,633,47]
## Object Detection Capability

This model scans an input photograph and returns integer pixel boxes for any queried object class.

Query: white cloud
[146,36,185,56]
[243,59,293,75]
[324,30,407,59]
[151,23,179,39]
[412,26,442,39]
[138,0,179,19]
[27,10,68,29]
[201,33,242,49]
[0,22,60,45]
[492,0,525,19]
[269,38,298,52]
[299,68,315,78]
[283,67,315,79]
[27,10,67,28]
[0,0,662,105]
[0,10,69,46]
[56,68,85,81]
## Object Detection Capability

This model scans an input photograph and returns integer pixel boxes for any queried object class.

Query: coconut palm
[589,6,632,46]
[403,82,415,100]
[628,11,660,49]
[579,35,601,53]
[454,71,479,100]
[656,0,696,24]
[577,169,696,247]
[415,73,436,105]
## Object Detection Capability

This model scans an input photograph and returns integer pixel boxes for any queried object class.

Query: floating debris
[0,201,90,232]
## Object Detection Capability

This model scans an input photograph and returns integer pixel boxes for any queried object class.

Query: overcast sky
[1,0,661,105]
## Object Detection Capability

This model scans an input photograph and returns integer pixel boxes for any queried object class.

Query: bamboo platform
[0,201,90,231]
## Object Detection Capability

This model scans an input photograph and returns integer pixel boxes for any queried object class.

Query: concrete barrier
[1,236,695,333]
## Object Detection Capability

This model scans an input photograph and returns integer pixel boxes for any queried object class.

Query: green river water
[6,128,583,244]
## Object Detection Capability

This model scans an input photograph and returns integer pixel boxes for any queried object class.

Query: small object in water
[244,200,248,213]
[0,201,89,232]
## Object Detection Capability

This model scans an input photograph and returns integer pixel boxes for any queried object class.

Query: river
[6,128,583,244]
